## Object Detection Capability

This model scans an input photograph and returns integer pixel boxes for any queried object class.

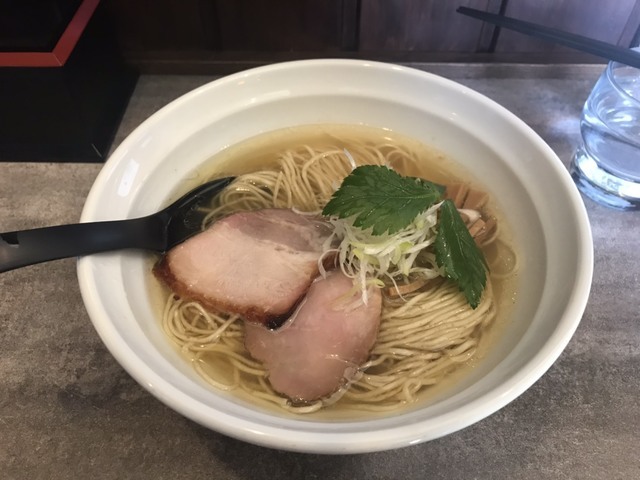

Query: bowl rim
[78,58,593,454]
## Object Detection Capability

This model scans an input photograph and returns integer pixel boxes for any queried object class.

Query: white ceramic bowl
[78,59,593,454]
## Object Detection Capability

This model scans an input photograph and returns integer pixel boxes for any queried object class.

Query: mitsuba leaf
[434,199,487,308]
[322,165,444,235]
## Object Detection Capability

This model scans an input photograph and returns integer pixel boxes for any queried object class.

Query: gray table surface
[1,64,639,480]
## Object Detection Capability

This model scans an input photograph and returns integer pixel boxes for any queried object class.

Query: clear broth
[150,124,520,419]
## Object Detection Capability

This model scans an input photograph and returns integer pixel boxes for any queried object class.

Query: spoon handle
[0,216,164,273]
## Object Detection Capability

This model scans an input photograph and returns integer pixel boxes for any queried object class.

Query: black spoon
[0,176,235,273]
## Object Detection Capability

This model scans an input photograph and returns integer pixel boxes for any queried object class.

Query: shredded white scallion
[343,148,357,170]
[321,201,444,302]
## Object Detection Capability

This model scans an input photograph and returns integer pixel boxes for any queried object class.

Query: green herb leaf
[322,165,444,235]
[434,199,487,308]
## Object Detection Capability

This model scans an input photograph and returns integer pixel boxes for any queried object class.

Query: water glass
[571,50,640,210]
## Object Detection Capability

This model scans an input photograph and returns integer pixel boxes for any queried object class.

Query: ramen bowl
[78,59,592,454]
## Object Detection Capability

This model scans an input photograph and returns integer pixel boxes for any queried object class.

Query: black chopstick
[457,6,640,69]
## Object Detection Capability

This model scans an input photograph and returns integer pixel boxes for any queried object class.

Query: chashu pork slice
[154,208,332,326]
[244,271,382,403]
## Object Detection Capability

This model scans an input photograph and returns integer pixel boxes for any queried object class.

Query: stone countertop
[1,64,639,480]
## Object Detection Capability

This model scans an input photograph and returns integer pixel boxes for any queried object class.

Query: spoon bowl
[0,176,234,273]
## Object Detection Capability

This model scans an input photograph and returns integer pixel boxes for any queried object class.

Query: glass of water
[571,50,640,210]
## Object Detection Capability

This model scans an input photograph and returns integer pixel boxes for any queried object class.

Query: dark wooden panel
[619,0,640,47]
[214,0,346,51]
[104,0,207,51]
[341,0,360,50]
[102,0,640,72]
[359,0,502,52]
[495,0,638,53]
